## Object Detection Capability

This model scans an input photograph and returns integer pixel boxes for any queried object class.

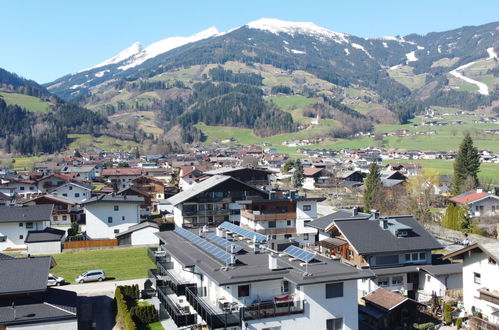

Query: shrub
[443,302,452,325]
[415,322,435,329]
[455,317,462,329]
[131,304,159,326]
[114,286,137,330]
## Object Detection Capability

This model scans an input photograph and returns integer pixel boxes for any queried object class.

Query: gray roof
[0,256,52,295]
[0,288,77,325]
[63,166,94,173]
[115,221,159,237]
[25,227,65,243]
[0,205,53,223]
[156,230,374,286]
[443,242,499,263]
[335,216,442,255]
[381,179,405,188]
[204,167,271,175]
[306,209,371,231]
[48,181,93,192]
[167,175,265,206]
[419,263,463,277]
[25,194,77,206]
[372,265,419,276]
[81,194,144,205]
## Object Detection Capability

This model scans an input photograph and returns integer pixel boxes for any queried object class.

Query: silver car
[75,270,106,283]
[48,273,65,286]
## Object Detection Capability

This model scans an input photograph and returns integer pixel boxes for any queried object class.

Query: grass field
[51,247,155,284]
[68,134,138,152]
[0,91,51,112]
[10,155,50,171]
[387,66,426,90]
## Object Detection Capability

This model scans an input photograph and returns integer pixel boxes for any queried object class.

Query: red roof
[102,168,143,176]
[449,190,489,204]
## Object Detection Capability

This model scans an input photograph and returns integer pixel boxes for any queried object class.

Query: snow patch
[382,42,388,48]
[246,18,349,43]
[417,46,425,50]
[344,48,350,55]
[450,61,489,95]
[118,27,219,70]
[437,46,442,53]
[405,51,418,63]
[69,84,85,90]
[351,43,373,59]
[82,42,143,72]
[95,70,110,78]
[291,49,306,54]
[373,36,417,45]
[283,40,289,45]
[487,47,498,59]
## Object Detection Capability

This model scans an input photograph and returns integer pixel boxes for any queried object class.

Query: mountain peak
[85,42,143,72]
[246,18,348,43]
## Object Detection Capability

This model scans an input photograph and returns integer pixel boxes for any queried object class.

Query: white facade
[418,272,462,298]
[462,250,499,323]
[108,175,140,189]
[84,202,140,239]
[8,182,40,198]
[0,221,48,250]
[50,183,91,202]
[130,226,159,245]
[8,318,78,330]
[469,196,499,217]
[27,240,62,255]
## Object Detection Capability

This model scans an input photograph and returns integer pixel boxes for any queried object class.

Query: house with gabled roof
[178,166,206,190]
[449,189,499,217]
[167,175,268,228]
[101,168,143,189]
[23,194,80,226]
[0,255,78,328]
[203,167,272,190]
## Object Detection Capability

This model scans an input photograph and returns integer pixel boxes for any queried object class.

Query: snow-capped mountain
[246,18,349,43]
[84,42,143,72]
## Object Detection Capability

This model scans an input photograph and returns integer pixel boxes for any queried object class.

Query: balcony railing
[182,209,230,216]
[241,299,305,321]
[241,210,296,221]
[148,247,169,263]
[478,288,499,305]
[185,286,241,328]
[158,286,197,327]
[240,224,297,235]
[160,267,196,297]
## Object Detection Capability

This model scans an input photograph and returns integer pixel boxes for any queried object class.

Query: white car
[76,270,106,283]
[48,273,65,286]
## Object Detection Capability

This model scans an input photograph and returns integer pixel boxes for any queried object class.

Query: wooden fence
[64,239,118,249]
[469,316,499,330]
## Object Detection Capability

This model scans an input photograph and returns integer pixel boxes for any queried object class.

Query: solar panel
[174,227,235,265]
[218,221,267,243]
[206,233,244,253]
[283,245,316,263]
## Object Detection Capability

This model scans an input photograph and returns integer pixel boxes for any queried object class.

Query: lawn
[51,247,155,284]
[68,134,138,152]
[387,66,426,90]
[0,91,51,112]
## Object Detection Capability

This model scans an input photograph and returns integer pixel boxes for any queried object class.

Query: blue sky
[1,0,498,83]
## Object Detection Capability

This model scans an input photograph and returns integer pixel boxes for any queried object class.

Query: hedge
[131,304,159,326]
[115,287,137,330]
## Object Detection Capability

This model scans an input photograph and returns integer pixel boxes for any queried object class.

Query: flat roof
[156,230,374,286]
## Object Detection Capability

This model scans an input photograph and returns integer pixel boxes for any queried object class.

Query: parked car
[47,273,65,286]
[75,270,106,283]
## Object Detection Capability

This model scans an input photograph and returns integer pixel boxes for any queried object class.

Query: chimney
[352,208,358,216]
[268,254,278,270]
[476,188,483,193]
[380,219,388,230]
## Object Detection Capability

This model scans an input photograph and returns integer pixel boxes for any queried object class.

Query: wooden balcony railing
[478,288,499,305]
[241,210,296,221]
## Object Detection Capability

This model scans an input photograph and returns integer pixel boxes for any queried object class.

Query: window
[287,220,291,226]
[271,235,277,240]
[405,252,426,262]
[304,233,309,240]
[19,223,23,227]
[392,276,403,285]
[114,205,119,211]
[69,186,73,190]
[325,282,343,298]
[108,217,113,223]
[62,193,67,197]
[62,216,67,221]
[281,280,289,294]
[284,234,292,239]
[29,186,34,191]
[114,229,119,234]
[20,186,25,191]
[75,193,80,198]
[19,235,23,240]
[474,272,481,285]
[0,236,6,242]
[268,221,276,228]
[26,222,33,229]
[263,327,281,330]
[376,254,399,266]
[326,318,343,330]
[303,205,312,211]
[238,285,250,298]
[122,216,126,221]
[377,277,389,287]
[347,249,353,259]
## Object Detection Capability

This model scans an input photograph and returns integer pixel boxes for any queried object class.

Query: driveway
[58,278,147,330]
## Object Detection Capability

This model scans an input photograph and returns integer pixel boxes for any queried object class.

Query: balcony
[241,299,305,321]
[241,209,296,221]
[158,286,197,327]
[160,267,196,297]
[182,209,231,217]
[148,247,169,263]
[478,288,499,305]
[240,224,297,236]
[185,286,241,328]
[197,196,232,203]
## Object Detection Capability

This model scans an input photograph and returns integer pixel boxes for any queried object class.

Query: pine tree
[451,133,480,195]
[364,161,382,211]
[291,159,304,188]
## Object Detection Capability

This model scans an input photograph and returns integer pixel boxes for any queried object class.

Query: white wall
[85,202,140,239]
[462,251,499,320]
[131,226,159,245]
[296,201,317,220]
[27,241,62,255]
[0,221,48,250]
[51,184,90,202]
[8,318,77,330]
[418,272,462,297]
[470,197,499,217]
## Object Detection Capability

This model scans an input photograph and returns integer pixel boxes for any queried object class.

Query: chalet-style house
[131,175,166,200]
[443,242,499,326]
[61,165,97,181]
[115,221,159,246]
[449,189,499,217]
[101,168,143,189]
[151,223,374,329]
[239,190,324,246]
[0,254,77,328]
[23,194,79,226]
[81,194,144,239]
[203,167,272,191]
[178,166,205,191]
[47,181,93,202]
[310,213,443,300]
[0,204,53,250]
[302,167,329,190]
[167,175,268,228]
